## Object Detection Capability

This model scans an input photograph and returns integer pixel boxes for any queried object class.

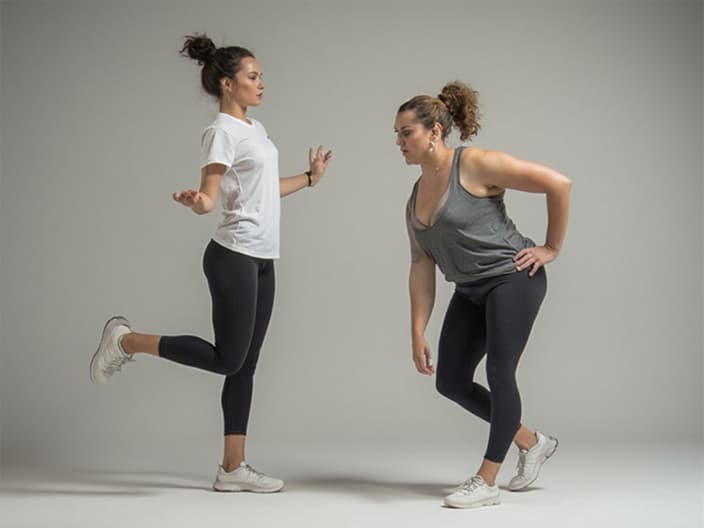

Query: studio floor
[1,442,702,528]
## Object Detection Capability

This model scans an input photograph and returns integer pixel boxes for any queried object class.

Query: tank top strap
[450,146,466,193]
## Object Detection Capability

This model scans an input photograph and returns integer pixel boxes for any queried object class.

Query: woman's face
[394,110,432,165]
[228,57,264,107]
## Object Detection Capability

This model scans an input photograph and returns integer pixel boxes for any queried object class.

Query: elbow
[550,174,571,196]
[560,174,572,192]
[201,205,216,215]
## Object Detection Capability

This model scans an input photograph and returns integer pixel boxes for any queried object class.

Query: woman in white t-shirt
[89,34,332,493]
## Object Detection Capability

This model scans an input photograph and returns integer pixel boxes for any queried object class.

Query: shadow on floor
[285,475,452,502]
[0,469,211,497]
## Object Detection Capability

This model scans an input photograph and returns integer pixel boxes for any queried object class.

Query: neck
[219,100,249,121]
[420,144,454,179]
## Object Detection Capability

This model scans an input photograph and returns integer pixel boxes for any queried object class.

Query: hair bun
[181,34,216,65]
[438,81,481,141]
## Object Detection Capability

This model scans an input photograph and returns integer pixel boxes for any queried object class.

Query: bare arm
[280,146,333,197]
[470,150,572,274]
[172,163,224,215]
[280,172,311,197]
[409,251,437,375]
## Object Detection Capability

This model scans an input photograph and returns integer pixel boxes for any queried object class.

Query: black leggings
[436,267,546,463]
[159,240,275,436]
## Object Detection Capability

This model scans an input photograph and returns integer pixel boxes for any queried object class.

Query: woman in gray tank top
[395,81,571,509]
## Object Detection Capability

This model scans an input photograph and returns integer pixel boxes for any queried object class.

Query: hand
[172,189,206,212]
[513,245,558,276]
[308,145,333,185]
[412,335,435,376]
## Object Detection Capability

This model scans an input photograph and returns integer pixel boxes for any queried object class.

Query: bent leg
[436,291,491,422]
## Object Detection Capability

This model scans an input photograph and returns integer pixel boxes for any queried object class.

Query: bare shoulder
[459,147,506,196]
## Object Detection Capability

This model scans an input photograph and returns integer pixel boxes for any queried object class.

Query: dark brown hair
[180,33,254,99]
[398,81,481,141]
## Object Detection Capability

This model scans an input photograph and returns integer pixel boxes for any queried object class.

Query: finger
[308,147,314,163]
[317,145,323,158]
[415,355,431,375]
[529,260,542,277]
[513,249,529,262]
[413,355,424,374]
[515,255,533,270]
[173,192,181,201]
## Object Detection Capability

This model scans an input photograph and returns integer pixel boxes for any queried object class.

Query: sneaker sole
[443,498,501,509]
[509,437,559,491]
[212,482,284,493]
[90,315,130,384]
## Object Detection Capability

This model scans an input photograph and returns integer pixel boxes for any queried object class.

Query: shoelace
[242,464,268,482]
[515,449,529,476]
[104,354,135,376]
[457,475,485,495]
[516,443,543,476]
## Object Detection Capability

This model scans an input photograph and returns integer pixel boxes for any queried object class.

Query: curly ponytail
[398,80,481,142]
[438,81,481,141]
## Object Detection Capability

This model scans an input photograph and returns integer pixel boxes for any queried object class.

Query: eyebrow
[394,125,412,132]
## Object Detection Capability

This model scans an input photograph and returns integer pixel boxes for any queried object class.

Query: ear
[432,122,444,140]
[220,76,234,94]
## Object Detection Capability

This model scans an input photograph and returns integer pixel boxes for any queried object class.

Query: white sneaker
[90,316,134,384]
[443,475,500,509]
[508,431,559,491]
[213,462,284,493]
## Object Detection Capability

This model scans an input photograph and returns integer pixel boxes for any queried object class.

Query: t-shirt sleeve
[200,126,236,169]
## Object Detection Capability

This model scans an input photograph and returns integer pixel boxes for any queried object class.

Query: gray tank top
[407,146,535,284]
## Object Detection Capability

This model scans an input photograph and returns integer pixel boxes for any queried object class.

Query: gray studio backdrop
[1,0,702,472]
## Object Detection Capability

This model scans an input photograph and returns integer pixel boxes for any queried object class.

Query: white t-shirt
[200,113,280,259]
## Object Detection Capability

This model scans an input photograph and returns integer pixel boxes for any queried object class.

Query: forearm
[409,262,436,338]
[279,173,310,197]
[544,178,571,252]
[192,191,216,215]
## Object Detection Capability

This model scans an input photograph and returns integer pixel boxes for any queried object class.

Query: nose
[396,135,402,146]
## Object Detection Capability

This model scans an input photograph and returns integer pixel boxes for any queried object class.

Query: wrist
[305,170,313,187]
[544,243,560,254]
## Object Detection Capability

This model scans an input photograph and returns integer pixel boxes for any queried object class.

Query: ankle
[516,431,538,451]
[223,459,244,472]
[477,471,496,487]
[118,333,133,355]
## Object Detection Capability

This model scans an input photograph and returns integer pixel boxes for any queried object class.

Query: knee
[218,350,247,376]
[436,374,462,402]
[486,361,514,389]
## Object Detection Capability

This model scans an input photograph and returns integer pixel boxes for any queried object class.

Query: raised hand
[308,145,333,186]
